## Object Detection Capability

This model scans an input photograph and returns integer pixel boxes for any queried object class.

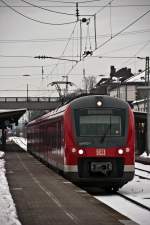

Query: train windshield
[74,108,125,138]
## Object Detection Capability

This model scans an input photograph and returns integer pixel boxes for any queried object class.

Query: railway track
[135,167,150,173]
[92,164,150,223]
[117,191,150,211]
[115,166,150,211]
[135,167,150,180]
[93,186,150,225]
[86,182,150,213]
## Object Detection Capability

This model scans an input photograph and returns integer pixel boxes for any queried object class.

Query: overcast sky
[0,0,150,97]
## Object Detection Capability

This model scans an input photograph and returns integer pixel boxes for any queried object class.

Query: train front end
[64,95,135,191]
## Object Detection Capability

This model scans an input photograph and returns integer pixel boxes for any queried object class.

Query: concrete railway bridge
[0,97,61,110]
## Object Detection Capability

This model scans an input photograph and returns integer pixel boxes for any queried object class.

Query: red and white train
[27,95,135,191]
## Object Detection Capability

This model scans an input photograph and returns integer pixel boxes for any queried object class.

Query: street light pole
[22,74,30,101]
[145,57,150,156]
[27,83,29,101]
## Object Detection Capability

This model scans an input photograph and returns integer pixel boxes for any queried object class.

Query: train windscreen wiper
[100,125,111,143]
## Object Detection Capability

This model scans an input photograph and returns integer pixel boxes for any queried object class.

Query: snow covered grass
[0,151,22,225]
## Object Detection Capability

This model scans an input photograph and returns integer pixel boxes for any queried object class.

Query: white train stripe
[64,165,78,172]
[48,158,134,173]
[124,165,135,172]
[63,164,134,172]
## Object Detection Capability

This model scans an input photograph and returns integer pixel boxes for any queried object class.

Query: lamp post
[22,74,30,101]
[22,74,31,122]
[145,57,150,156]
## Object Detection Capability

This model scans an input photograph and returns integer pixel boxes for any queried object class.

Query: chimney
[110,65,116,78]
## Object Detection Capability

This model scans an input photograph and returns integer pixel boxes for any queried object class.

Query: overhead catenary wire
[34,55,78,62]
[46,0,116,78]
[0,54,146,60]
[0,55,33,58]
[0,72,105,77]
[95,56,144,59]
[79,0,106,3]
[1,0,150,93]
[0,63,66,69]
[95,8,150,51]
[0,0,76,25]
[36,0,103,4]
[0,28,150,43]
[94,0,114,16]
[1,3,150,8]
[36,0,76,3]
[20,0,75,16]
[35,0,150,8]
[101,39,150,55]
[48,21,78,77]
[120,39,150,68]
[64,5,150,77]
[109,1,112,38]
[0,54,78,62]
[0,0,149,56]
[50,0,116,78]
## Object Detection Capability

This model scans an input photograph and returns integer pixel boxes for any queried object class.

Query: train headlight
[97,100,102,107]
[78,149,84,155]
[118,149,124,155]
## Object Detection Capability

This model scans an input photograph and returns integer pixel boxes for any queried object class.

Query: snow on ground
[119,172,150,209]
[136,162,150,172]
[140,152,150,160]
[95,163,150,225]
[95,194,150,225]
[0,151,22,225]
[9,136,27,151]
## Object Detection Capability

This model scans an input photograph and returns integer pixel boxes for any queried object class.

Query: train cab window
[74,108,125,137]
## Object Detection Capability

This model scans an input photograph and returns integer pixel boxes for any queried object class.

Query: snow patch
[0,151,5,159]
[0,154,22,225]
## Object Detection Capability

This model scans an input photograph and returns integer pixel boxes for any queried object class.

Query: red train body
[27,95,135,191]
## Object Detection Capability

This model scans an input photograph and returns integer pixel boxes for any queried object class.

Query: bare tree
[83,76,96,92]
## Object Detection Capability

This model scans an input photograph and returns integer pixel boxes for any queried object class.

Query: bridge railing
[0,97,60,102]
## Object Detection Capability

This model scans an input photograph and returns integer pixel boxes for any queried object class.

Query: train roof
[28,103,69,125]
[69,94,129,109]
[28,95,129,126]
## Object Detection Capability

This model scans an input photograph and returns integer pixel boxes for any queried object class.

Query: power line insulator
[83,50,93,56]
[82,18,87,23]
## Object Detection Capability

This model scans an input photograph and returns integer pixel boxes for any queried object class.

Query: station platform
[3,143,138,225]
